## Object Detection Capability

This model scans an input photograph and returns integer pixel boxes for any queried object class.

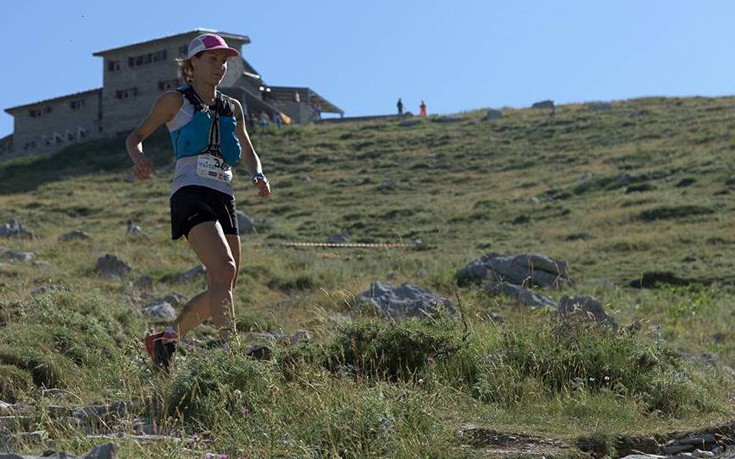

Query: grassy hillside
[1,97,735,458]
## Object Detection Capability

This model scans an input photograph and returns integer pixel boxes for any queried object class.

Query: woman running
[125,33,270,369]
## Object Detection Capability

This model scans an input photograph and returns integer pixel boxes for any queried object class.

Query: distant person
[293,91,301,103]
[397,98,404,116]
[125,33,271,370]
[419,100,427,117]
[259,111,270,126]
[273,112,283,129]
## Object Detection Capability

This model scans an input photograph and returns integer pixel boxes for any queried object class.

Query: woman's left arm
[233,99,270,197]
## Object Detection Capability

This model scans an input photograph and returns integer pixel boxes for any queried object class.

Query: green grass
[2,97,735,457]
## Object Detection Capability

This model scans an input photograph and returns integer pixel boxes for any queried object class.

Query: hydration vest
[169,85,242,165]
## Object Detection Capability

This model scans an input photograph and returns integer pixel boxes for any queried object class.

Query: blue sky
[1,1,733,136]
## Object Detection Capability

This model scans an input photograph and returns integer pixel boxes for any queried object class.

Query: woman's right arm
[125,91,182,180]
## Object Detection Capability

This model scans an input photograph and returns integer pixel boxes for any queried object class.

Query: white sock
[223,341,231,352]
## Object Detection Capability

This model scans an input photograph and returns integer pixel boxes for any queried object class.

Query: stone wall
[4,89,102,158]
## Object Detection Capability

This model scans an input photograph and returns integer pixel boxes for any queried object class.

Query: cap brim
[188,46,240,59]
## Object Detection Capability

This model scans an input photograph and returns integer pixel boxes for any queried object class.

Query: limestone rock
[94,254,132,278]
[456,253,573,289]
[484,109,503,120]
[354,281,455,318]
[172,265,205,283]
[236,211,256,234]
[0,219,34,239]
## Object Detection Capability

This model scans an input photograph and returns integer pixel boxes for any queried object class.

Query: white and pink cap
[187,33,240,59]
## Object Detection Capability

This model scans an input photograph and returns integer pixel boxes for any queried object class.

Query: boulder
[126,220,142,236]
[558,295,616,327]
[0,249,36,263]
[354,281,455,318]
[0,219,34,239]
[456,253,573,289]
[133,276,153,291]
[328,233,350,243]
[484,109,503,120]
[236,211,257,234]
[531,100,555,109]
[140,301,177,321]
[173,265,205,283]
[488,282,555,308]
[94,254,132,278]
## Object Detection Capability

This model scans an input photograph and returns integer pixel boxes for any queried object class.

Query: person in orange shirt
[419,100,427,117]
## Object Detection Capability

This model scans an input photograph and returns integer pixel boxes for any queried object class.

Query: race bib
[196,154,233,183]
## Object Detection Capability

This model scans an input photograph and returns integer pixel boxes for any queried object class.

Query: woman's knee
[208,257,237,285]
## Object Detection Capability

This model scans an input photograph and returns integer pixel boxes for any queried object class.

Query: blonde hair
[176,57,195,84]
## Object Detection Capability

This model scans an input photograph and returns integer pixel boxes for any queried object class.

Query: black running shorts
[170,185,239,240]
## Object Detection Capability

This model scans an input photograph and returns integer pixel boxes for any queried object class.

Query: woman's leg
[226,234,241,288]
[185,221,237,344]
[169,234,240,338]
[171,278,210,337]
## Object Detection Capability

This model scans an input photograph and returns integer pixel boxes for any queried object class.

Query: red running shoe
[144,331,176,370]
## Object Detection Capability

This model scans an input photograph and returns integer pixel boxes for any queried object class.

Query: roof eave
[4,88,102,114]
[93,29,250,57]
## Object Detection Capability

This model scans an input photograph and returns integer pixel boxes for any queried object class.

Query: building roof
[93,29,250,57]
[269,86,344,115]
[4,89,102,115]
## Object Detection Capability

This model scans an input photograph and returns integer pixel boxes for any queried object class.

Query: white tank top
[168,96,234,197]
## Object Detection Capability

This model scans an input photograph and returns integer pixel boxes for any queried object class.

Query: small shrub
[637,205,713,221]
[653,284,716,325]
[0,364,33,402]
[166,349,277,428]
[325,318,461,381]
[0,345,68,388]
[461,320,712,414]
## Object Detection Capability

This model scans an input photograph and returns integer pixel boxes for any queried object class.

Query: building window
[29,107,53,117]
[79,128,88,139]
[128,48,168,67]
[107,60,120,71]
[179,45,188,56]
[115,87,138,100]
[158,79,179,91]
[70,99,85,110]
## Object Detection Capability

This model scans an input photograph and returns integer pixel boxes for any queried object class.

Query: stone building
[2,29,343,160]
